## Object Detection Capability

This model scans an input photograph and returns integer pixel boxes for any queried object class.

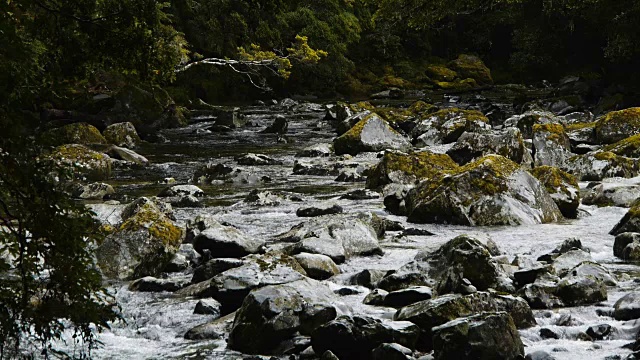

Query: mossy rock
[412,108,490,146]
[406,155,562,225]
[408,101,439,116]
[610,205,640,236]
[505,110,557,139]
[604,134,640,158]
[334,113,410,155]
[532,123,572,168]
[425,65,458,82]
[366,151,459,189]
[96,199,183,280]
[434,78,479,92]
[446,128,526,165]
[594,108,640,144]
[565,151,640,181]
[448,54,493,85]
[103,122,141,148]
[49,144,111,181]
[41,122,107,146]
[531,166,580,218]
[374,107,413,125]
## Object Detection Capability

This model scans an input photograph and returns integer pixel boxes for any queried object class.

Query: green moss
[425,65,458,82]
[565,122,596,131]
[434,78,478,91]
[49,144,111,180]
[531,166,578,194]
[375,107,413,124]
[533,123,568,143]
[447,54,493,85]
[603,134,640,157]
[42,122,107,146]
[595,107,640,143]
[103,122,141,147]
[367,151,459,189]
[408,101,438,116]
[432,108,489,124]
[120,203,183,247]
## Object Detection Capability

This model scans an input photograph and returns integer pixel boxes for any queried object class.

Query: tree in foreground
[0,134,119,359]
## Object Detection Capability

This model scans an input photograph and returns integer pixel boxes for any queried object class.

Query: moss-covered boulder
[532,123,572,168]
[411,108,490,146]
[448,54,493,85]
[505,110,558,139]
[103,122,141,148]
[565,122,597,146]
[406,155,561,225]
[431,312,524,360]
[100,84,187,135]
[425,65,458,82]
[41,122,107,146]
[96,197,184,280]
[366,151,459,189]
[565,151,640,181]
[334,113,410,155]
[531,166,580,219]
[594,108,640,144]
[446,128,527,165]
[604,134,640,158]
[49,144,111,181]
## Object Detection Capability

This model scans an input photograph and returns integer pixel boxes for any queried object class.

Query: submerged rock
[158,185,204,198]
[406,155,562,226]
[334,113,410,155]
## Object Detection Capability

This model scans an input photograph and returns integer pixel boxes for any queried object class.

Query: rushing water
[62,101,640,359]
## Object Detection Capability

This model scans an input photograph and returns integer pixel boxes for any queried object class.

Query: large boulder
[228,278,344,355]
[366,151,459,190]
[530,166,580,218]
[613,232,640,260]
[178,254,306,314]
[431,312,524,360]
[594,108,640,144]
[394,292,535,350]
[582,183,640,208]
[334,113,411,155]
[504,110,557,139]
[411,108,491,146]
[447,54,493,85]
[41,122,107,146]
[564,151,640,181]
[610,206,640,236]
[49,144,111,181]
[293,253,340,280]
[96,197,183,279]
[532,123,572,168]
[311,316,420,360]
[603,134,640,158]
[613,292,640,321]
[277,214,383,264]
[187,215,264,258]
[102,122,141,148]
[446,128,527,165]
[406,155,562,225]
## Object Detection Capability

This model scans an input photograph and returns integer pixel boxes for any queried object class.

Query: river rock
[555,272,607,306]
[406,155,562,226]
[613,292,640,320]
[565,151,640,181]
[340,189,380,200]
[363,289,389,306]
[107,145,149,166]
[551,249,592,275]
[526,350,557,360]
[278,214,383,264]
[603,134,640,158]
[311,315,420,360]
[212,107,245,128]
[178,254,307,314]
[532,123,573,168]
[49,144,112,181]
[69,182,115,200]
[191,258,244,283]
[594,108,640,144]
[530,166,579,218]
[103,122,141,148]
[431,312,524,360]
[504,110,557,139]
[293,253,340,280]
[236,153,282,166]
[350,269,389,289]
[446,128,527,165]
[448,54,493,85]
[293,161,341,176]
[366,151,459,190]
[394,292,535,350]
[384,286,433,308]
[41,122,107,146]
[610,205,640,236]
[334,113,410,155]
[411,108,491,146]
[296,204,343,217]
[613,232,640,260]
[227,278,344,355]
[96,198,183,279]
[262,115,288,134]
[194,298,222,317]
[190,217,264,258]
[371,343,413,360]
[583,183,640,208]
[296,143,332,157]
[158,185,204,198]
[128,276,189,292]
